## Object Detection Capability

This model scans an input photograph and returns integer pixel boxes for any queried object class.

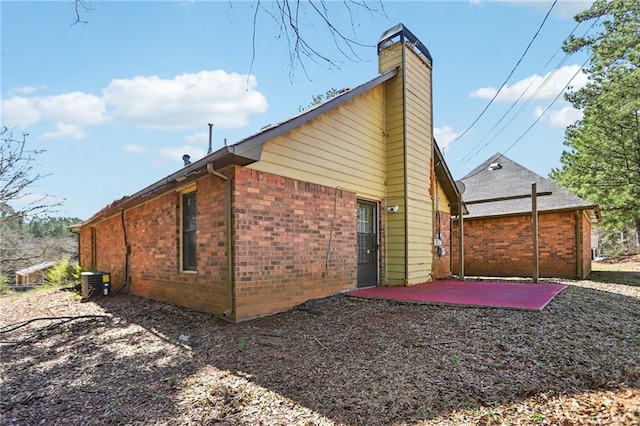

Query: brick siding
[433,210,452,279]
[451,210,586,279]
[233,167,358,320]
[79,174,229,315]
[79,166,371,321]
[581,211,592,279]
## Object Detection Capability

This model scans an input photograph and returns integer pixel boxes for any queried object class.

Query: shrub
[46,255,81,286]
[0,274,11,295]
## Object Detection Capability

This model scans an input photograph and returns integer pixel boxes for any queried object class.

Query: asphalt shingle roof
[460,153,599,220]
[16,261,57,276]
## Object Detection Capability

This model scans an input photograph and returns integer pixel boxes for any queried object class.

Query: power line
[457,19,593,166]
[459,52,593,182]
[448,0,558,147]
[501,53,593,157]
[457,16,601,169]
[457,20,579,165]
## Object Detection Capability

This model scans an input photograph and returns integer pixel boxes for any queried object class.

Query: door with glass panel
[357,200,378,288]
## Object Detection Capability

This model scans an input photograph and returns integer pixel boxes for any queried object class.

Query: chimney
[377,24,435,286]
[182,154,191,166]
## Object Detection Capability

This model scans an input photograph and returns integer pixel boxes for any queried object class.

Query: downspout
[206,163,234,318]
[120,209,130,293]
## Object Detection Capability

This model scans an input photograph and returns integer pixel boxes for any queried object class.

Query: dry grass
[1,257,639,425]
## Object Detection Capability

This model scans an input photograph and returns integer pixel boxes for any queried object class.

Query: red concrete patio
[344,280,567,311]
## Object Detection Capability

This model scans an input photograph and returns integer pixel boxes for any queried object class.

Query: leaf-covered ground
[1,257,639,425]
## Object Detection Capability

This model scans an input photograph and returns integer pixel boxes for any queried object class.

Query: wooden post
[458,192,464,280]
[532,183,539,283]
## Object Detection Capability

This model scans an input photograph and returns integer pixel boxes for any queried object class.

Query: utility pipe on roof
[206,163,234,318]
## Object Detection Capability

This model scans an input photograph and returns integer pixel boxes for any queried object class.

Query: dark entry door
[357,200,378,288]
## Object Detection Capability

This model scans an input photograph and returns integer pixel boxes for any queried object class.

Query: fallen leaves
[1,268,638,425]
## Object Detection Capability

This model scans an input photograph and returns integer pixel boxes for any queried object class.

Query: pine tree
[550,0,640,243]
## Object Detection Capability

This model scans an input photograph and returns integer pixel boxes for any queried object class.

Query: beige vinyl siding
[381,42,406,285]
[248,87,386,200]
[436,181,450,212]
[404,43,434,284]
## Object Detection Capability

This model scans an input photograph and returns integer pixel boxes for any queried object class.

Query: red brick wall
[433,211,452,279]
[79,174,230,315]
[451,211,583,279]
[233,167,358,321]
[94,214,127,288]
[78,214,127,288]
[80,166,368,321]
[581,211,592,279]
[78,227,93,270]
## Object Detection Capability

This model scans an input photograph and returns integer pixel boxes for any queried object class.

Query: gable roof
[433,139,461,215]
[16,261,57,276]
[80,69,399,227]
[460,153,600,221]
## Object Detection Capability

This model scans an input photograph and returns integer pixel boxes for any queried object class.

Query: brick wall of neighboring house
[433,211,452,279]
[233,167,359,321]
[79,174,230,316]
[581,211,593,279]
[451,210,583,279]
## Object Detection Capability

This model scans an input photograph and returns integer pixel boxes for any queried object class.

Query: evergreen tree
[550,0,640,244]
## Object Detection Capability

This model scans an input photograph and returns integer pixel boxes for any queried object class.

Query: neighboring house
[451,154,600,280]
[14,261,57,290]
[74,24,461,322]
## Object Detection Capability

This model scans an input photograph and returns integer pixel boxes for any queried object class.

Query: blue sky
[1,0,596,220]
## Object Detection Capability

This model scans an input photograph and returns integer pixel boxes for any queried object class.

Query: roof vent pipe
[207,123,214,155]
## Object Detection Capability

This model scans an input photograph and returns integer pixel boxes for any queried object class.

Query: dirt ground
[1,256,639,425]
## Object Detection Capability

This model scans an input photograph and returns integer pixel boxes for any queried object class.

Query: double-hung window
[182,191,197,271]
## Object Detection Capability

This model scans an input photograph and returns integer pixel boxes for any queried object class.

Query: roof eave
[78,68,399,229]
[433,139,461,215]
[231,68,398,159]
[79,147,255,228]
[463,205,601,222]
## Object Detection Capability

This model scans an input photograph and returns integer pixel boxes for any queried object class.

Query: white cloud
[11,85,46,95]
[41,122,87,140]
[123,144,150,153]
[184,132,209,145]
[434,126,461,151]
[1,70,268,140]
[1,96,42,128]
[534,104,583,128]
[156,145,207,164]
[103,70,268,130]
[38,92,106,126]
[470,64,588,102]
[1,92,106,130]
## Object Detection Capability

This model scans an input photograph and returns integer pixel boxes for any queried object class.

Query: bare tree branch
[0,127,63,221]
[72,0,95,25]
[70,1,388,81]
[1,127,67,279]
[249,0,387,81]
